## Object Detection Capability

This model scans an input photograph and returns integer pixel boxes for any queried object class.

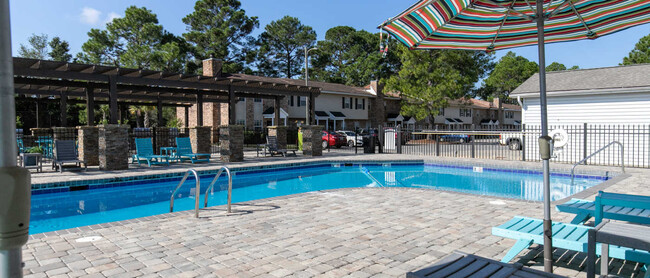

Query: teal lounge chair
[175,137,210,163]
[492,216,650,277]
[134,138,170,167]
[557,192,650,224]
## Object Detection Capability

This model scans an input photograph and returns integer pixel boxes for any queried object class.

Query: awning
[514,120,521,125]
[405,117,416,124]
[387,113,404,121]
[454,118,463,123]
[329,111,346,120]
[262,107,288,119]
[315,111,330,120]
[444,118,458,125]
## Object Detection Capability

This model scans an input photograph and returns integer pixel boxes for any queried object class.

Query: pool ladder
[169,167,233,218]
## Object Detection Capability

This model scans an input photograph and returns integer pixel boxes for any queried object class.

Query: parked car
[322,131,346,148]
[336,130,363,147]
[440,134,471,143]
[499,132,523,150]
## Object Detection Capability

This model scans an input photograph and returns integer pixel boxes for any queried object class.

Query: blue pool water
[30,163,606,234]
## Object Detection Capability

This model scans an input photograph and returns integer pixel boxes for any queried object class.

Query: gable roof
[511,64,650,97]
[270,78,373,96]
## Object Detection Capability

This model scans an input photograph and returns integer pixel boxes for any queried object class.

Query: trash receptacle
[363,136,375,153]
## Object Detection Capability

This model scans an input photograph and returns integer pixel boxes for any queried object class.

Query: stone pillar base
[189,126,212,154]
[99,125,129,170]
[267,126,287,150]
[77,126,99,166]
[302,125,323,156]
[219,125,244,162]
[31,128,52,138]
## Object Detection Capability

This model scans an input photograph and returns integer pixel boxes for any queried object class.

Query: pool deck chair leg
[501,239,533,263]
[570,212,591,224]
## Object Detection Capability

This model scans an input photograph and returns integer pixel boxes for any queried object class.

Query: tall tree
[385,45,494,121]
[183,0,259,73]
[48,37,72,62]
[310,26,400,86]
[545,62,580,72]
[480,51,538,99]
[255,16,316,78]
[77,6,190,72]
[622,34,650,65]
[18,33,49,59]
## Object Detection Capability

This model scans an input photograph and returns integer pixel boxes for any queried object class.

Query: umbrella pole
[0,0,31,277]
[535,0,553,273]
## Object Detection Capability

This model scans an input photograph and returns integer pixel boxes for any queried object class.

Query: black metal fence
[380,125,523,161]
[128,127,190,155]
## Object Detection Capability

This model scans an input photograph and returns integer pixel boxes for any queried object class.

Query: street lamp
[304,47,317,125]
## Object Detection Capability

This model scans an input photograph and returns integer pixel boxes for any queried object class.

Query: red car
[322,131,346,148]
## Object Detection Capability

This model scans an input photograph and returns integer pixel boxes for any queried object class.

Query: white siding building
[511,64,650,167]
[512,64,650,125]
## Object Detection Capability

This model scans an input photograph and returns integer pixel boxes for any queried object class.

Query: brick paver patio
[22,156,648,277]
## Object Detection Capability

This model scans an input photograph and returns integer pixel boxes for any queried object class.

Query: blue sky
[8,0,650,69]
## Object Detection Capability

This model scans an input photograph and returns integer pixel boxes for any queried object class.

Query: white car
[336,130,363,147]
[499,132,524,150]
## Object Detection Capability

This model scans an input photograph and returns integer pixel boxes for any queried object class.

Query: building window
[355,98,364,109]
[299,97,306,106]
[460,108,472,117]
[505,111,514,119]
[238,97,245,101]
[254,120,262,127]
[236,119,246,125]
[254,98,262,103]
[438,107,444,116]
[342,97,351,109]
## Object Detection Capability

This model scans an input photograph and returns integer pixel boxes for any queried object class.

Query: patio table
[587,220,650,277]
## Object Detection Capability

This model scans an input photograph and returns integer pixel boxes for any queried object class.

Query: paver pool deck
[23,155,648,277]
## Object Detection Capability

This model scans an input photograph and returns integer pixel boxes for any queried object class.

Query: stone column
[77,126,99,166]
[302,125,323,156]
[30,128,52,138]
[219,125,244,162]
[98,125,129,170]
[189,126,211,154]
[52,127,77,141]
[267,126,287,150]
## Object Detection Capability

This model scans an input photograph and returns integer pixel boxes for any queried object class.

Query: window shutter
[342,97,345,109]
[350,97,353,109]
[355,98,358,110]
[297,97,300,107]
[290,96,294,106]
[362,99,365,110]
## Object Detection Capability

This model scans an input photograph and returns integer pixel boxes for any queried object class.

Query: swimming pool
[30,162,608,234]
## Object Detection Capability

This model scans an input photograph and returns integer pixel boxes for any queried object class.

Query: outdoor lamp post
[0,0,32,277]
[304,47,317,125]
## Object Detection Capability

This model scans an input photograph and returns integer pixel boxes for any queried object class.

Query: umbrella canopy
[380,0,650,273]
[381,0,650,51]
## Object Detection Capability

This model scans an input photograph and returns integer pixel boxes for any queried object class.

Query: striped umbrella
[380,0,650,274]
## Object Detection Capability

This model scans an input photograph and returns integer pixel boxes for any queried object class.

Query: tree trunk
[144,112,150,128]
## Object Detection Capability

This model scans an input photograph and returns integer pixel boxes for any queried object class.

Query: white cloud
[80,7,102,25]
[104,12,121,25]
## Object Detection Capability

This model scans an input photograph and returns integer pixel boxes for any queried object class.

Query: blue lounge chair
[407,251,567,278]
[557,192,650,224]
[492,216,650,277]
[175,137,210,163]
[134,138,170,167]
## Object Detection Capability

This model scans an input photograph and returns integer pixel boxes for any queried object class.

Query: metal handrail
[571,141,624,184]
[170,169,201,218]
[204,166,233,213]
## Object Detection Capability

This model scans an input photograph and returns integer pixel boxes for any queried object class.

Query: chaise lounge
[175,137,210,163]
[133,138,170,167]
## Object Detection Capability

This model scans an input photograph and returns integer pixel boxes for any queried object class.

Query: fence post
[378,125,383,153]
[396,125,402,154]
[583,123,588,165]
[522,124,526,161]
[470,124,475,158]
[152,127,158,154]
[354,129,358,154]
[436,134,440,156]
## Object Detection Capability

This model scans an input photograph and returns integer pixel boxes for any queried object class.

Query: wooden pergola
[12,58,320,127]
